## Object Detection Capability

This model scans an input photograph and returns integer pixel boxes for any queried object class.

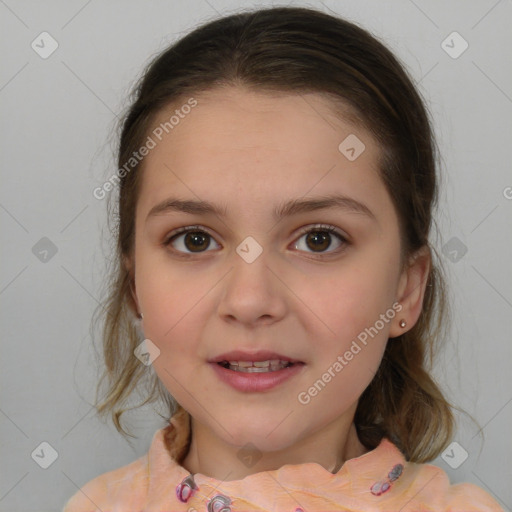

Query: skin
[126,86,430,481]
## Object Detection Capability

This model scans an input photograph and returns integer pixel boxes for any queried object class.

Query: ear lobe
[389,246,431,338]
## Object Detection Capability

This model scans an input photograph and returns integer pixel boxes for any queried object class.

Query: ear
[123,255,140,317]
[389,245,431,338]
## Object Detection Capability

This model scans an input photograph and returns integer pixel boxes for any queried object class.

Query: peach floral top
[63,407,503,512]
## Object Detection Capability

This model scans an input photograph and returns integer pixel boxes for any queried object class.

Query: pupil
[185,232,209,252]
[307,231,330,252]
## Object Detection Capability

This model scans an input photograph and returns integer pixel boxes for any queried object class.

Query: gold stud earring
[399,319,406,328]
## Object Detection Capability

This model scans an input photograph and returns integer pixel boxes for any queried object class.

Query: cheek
[290,255,399,404]
[138,266,213,399]
[294,263,393,413]
[135,255,211,351]
[296,257,398,342]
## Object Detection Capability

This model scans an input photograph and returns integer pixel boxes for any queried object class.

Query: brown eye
[165,227,220,254]
[305,231,331,252]
[182,231,211,252]
[164,224,348,258]
[294,225,347,255]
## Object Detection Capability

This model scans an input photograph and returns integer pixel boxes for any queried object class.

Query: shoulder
[349,438,503,511]
[61,419,188,512]
[62,455,148,512]
[399,460,504,511]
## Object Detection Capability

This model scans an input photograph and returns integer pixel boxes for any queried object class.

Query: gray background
[1,1,511,511]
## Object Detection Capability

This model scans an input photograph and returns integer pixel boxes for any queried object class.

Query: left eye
[294,224,348,255]
[163,224,348,256]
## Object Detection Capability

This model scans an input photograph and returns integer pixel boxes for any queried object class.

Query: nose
[217,247,287,327]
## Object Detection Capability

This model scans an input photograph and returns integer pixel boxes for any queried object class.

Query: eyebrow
[146,194,376,223]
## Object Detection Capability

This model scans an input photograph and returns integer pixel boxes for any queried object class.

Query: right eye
[163,225,221,256]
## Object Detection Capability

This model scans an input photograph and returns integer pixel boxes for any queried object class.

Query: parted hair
[93,5,457,462]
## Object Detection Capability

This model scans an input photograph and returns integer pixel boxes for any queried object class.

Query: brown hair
[93,5,457,462]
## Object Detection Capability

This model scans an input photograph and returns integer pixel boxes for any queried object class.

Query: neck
[181,412,368,481]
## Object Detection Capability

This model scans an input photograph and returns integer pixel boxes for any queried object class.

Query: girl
[64,6,503,511]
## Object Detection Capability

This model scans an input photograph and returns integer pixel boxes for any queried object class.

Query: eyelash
[162,224,349,259]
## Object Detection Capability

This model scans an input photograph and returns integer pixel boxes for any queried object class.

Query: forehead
[136,87,390,225]
[148,87,367,158]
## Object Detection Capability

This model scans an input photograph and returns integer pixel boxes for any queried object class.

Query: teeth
[251,361,271,367]
[228,360,287,367]
[224,360,291,372]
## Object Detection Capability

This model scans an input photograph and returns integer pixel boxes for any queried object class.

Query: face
[130,86,406,452]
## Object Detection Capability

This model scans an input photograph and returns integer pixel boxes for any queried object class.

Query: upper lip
[209,350,303,363]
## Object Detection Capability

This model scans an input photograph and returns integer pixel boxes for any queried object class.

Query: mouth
[210,359,306,392]
[215,360,304,373]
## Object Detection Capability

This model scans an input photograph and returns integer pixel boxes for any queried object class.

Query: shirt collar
[147,411,407,502]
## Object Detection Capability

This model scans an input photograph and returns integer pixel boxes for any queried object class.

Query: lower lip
[209,362,306,392]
